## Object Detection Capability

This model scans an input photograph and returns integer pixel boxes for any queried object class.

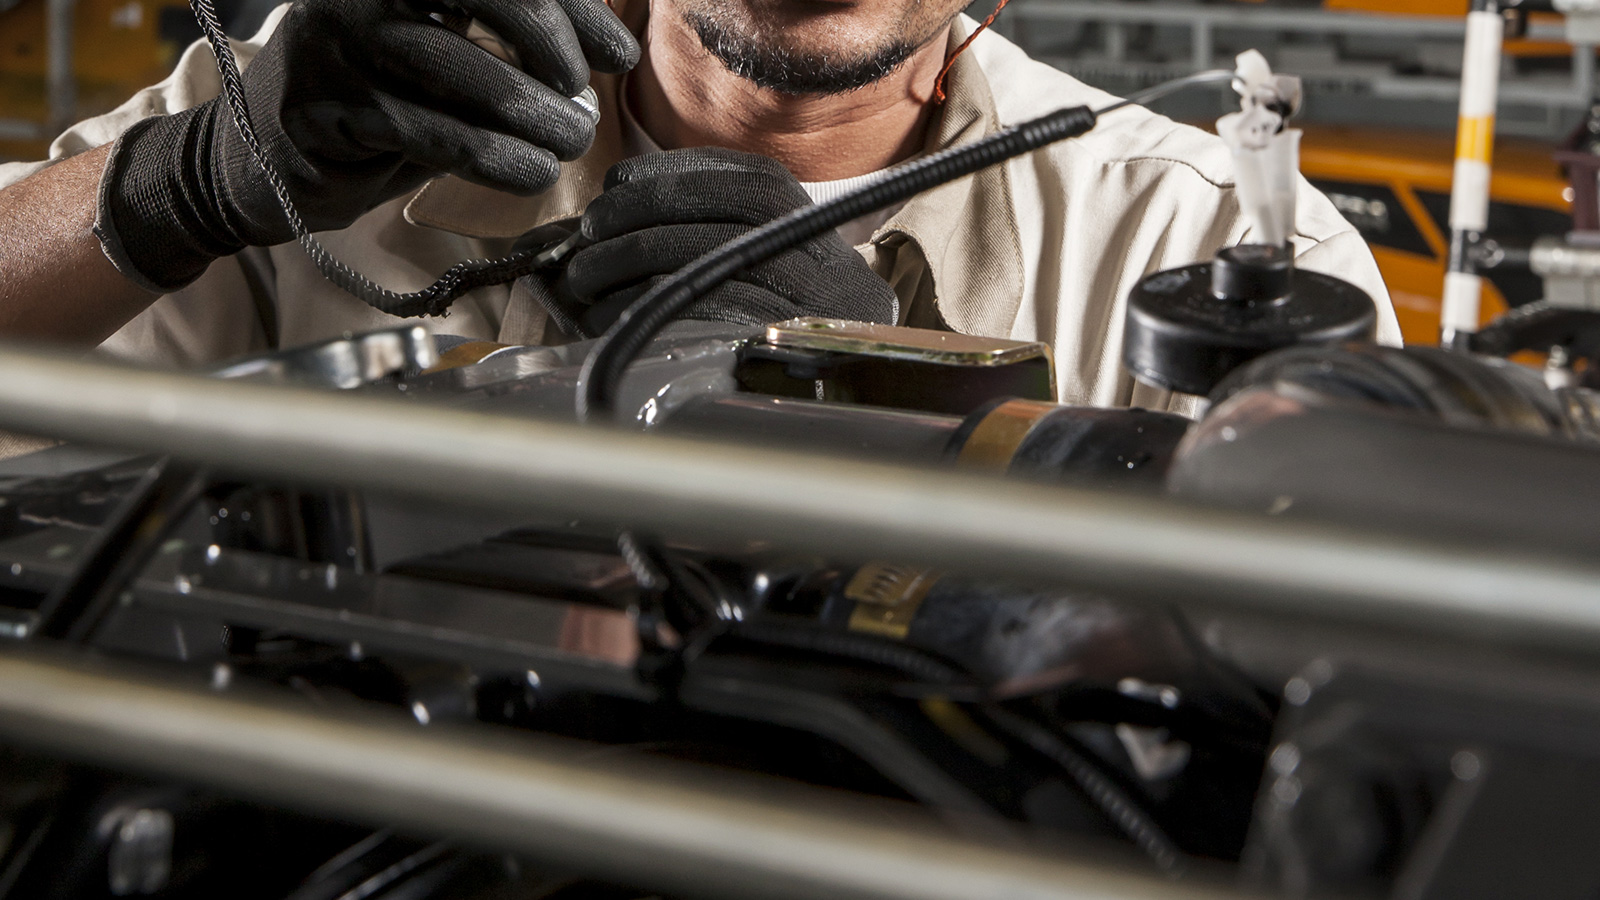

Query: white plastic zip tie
[1216,50,1303,248]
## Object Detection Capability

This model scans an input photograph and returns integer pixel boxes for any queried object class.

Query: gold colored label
[845,562,942,640]
[766,317,1053,368]
[955,398,1058,472]
[1455,115,1496,165]
[423,341,511,374]
[919,697,1010,766]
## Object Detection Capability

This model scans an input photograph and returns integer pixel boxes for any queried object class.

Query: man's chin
[682,1,917,95]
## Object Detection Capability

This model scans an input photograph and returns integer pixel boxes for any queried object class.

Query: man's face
[671,0,969,96]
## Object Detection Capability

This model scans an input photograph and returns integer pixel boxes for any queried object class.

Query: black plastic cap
[1211,244,1292,303]
[1122,253,1378,397]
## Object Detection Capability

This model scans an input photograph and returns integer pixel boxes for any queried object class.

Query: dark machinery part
[1122,244,1378,396]
[0,320,1233,900]
[1171,343,1600,556]
[1,293,1600,899]
[1469,301,1600,364]
[1458,233,1600,369]
[1247,659,1600,900]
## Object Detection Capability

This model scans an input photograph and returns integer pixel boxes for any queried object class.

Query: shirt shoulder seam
[1095,153,1235,190]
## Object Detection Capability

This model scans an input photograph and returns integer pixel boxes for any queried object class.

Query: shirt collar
[872,20,1026,338]
[402,16,1026,338]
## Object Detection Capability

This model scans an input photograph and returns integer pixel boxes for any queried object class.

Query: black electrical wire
[188,0,582,318]
[983,705,1187,876]
[715,619,971,686]
[190,0,1231,333]
[284,837,453,900]
[620,530,972,687]
[573,69,1237,421]
[572,105,1093,420]
[588,68,1230,688]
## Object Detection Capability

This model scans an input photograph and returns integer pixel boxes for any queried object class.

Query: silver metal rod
[45,0,76,134]
[1011,0,1566,39]
[0,119,47,142]
[0,348,1596,649]
[1191,20,1213,71]
[1531,234,1600,279]
[0,650,1225,900]
[1573,42,1596,98]
[1107,21,1127,63]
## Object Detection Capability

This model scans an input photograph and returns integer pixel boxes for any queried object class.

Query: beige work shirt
[0,9,1399,413]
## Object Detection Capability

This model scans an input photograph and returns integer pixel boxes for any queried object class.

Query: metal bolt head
[105,807,173,896]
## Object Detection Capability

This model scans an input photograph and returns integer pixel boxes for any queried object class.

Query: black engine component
[1122,244,1378,395]
[1,308,1599,899]
[1169,342,1600,555]
[1248,659,1600,900]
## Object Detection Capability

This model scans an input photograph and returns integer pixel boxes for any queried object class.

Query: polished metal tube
[45,0,76,134]
[0,348,1595,648]
[0,650,1223,900]
[1531,234,1600,280]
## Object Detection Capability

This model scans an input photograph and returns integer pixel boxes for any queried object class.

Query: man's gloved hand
[560,148,899,334]
[96,0,639,292]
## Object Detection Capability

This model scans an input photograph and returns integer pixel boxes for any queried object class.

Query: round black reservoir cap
[1211,243,1292,302]
[1123,249,1377,396]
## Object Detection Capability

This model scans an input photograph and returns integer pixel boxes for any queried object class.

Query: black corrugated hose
[984,705,1188,875]
[572,63,1240,420]
[188,0,1230,375]
[187,0,577,318]
[571,104,1098,420]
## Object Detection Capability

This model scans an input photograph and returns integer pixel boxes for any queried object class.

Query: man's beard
[684,8,923,95]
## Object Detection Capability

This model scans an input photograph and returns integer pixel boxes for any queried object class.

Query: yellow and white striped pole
[1441,0,1505,349]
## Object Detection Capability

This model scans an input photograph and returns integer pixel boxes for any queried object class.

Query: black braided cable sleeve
[188,0,564,318]
[574,104,1099,421]
[983,706,1188,875]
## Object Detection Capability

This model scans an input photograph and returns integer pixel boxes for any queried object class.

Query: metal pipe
[1191,20,1213,71]
[1011,1,1587,121]
[0,650,1223,900]
[0,348,1597,649]
[1441,0,1505,349]
[1572,42,1595,98]
[0,120,46,142]
[1010,0,1548,37]
[1531,234,1600,279]
[45,0,76,135]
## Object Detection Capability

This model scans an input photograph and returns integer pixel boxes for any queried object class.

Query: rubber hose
[574,104,1099,420]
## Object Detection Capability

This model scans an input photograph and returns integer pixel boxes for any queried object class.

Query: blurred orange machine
[1325,0,1572,55]
[0,0,193,159]
[1299,125,1572,346]
[1300,0,1578,346]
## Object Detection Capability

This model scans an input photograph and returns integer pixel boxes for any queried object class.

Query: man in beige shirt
[0,0,1398,412]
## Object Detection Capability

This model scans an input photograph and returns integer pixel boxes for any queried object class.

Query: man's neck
[627,8,950,181]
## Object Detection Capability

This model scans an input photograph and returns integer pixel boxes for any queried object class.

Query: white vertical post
[1440,1,1504,349]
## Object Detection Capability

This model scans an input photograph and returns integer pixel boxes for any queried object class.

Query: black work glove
[560,148,900,335]
[95,0,639,292]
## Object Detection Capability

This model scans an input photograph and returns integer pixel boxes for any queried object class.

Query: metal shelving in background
[8,1,1598,149]
[999,0,1598,139]
[0,0,74,142]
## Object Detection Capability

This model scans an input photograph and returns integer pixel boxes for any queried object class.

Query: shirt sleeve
[0,6,289,369]
[1293,229,1404,347]
[96,247,276,367]
[1289,176,1404,347]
